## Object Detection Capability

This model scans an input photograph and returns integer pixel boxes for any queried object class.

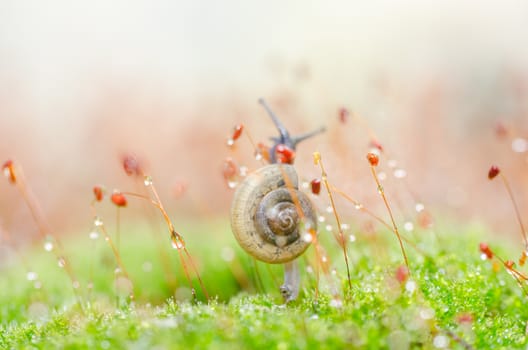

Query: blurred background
[1,0,528,244]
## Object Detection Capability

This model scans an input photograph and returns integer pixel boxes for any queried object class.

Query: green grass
[0,218,527,349]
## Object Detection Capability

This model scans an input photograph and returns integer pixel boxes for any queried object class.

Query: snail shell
[230,164,317,264]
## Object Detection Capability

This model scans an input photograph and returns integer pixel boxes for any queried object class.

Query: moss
[0,220,527,349]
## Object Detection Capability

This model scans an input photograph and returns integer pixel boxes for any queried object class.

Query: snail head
[258,98,326,164]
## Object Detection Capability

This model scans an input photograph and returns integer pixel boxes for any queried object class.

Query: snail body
[230,164,317,264]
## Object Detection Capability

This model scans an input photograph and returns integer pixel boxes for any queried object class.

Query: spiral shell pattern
[230,164,317,263]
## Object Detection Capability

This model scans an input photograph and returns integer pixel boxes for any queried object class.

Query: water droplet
[321,256,328,263]
[393,169,407,179]
[325,224,333,232]
[301,181,309,189]
[226,138,235,146]
[370,148,381,156]
[28,301,49,320]
[354,203,363,210]
[94,217,103,227]
[89,231,99,240]
[143,175,153,186]
[239,166,248,177]
[3,167,10,178]
[34,281,42,289]
[325,206,333,214]
[221,247,235,262]
[57,257,66,268]
[142,261,153,272]
[301,219,312,231]
[340,223,350,231]
[387,159,398,168]
[87,282,94,290]
[480,253,488,261]
[114,267,122,274]
[227,180,238,189]
[512,138,528,153]
[349,234,356,242]
[104,236,109,241]
[415,203,425,212]
[171,239,185,250]
[377,172,387,181]
[331,269,337,276]
[26,271,38,281]
[419,307,435,320]
[403,222,414,232]
[43,241,53,252]
[72,281,80,289]
[433,335,448,348]
[387,331,410,350]
[318,215,326,223]
[405,280,416,293]
[302,233,313,243]
[254,152,263,161]
[329,298,343,308]
[306,266,314,274]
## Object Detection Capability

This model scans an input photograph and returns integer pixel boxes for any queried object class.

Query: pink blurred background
[1,1,528,242]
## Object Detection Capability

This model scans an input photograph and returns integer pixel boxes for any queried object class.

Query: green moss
[0,220,527,349]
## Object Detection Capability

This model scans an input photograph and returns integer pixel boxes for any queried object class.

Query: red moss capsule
[257,143,271,163]
[366,152,379,167]
[395,265,409,284]
[488,165,500,180]
[456,313,474,324]
[311,178,321,195]
[93,185,105,202]
[417,211,434,229]
[275,144,296,164]
[494,121,508,139]
[370,139,384,152]
[479,242,493,260]
[505,260,515,269]
[520,250,527,266]
[172,180,188,199]
[111,191,127,207]
[338,107,349,123]
[222,158,238,180]
[232,124,244,141]
[2,160,16,184]
[122,154,142,176]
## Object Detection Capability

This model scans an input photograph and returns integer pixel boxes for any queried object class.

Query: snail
[230,98,325,302]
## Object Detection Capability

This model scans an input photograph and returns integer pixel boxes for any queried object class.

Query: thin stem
[370,166,410,272]
[494,255,528,297]
[499,173,528,249]
[123,183,210,300]
[176,248,196,301]
[133,178,176,289]
[265,263,280,291]
[316,156,352,291]
[116,207,121,254]
[101,224,134,299]
[330,185,427,256]
[251,258,265,293]
[90,204,134,300]
[12,163,81,306]
[182,247,210,300]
